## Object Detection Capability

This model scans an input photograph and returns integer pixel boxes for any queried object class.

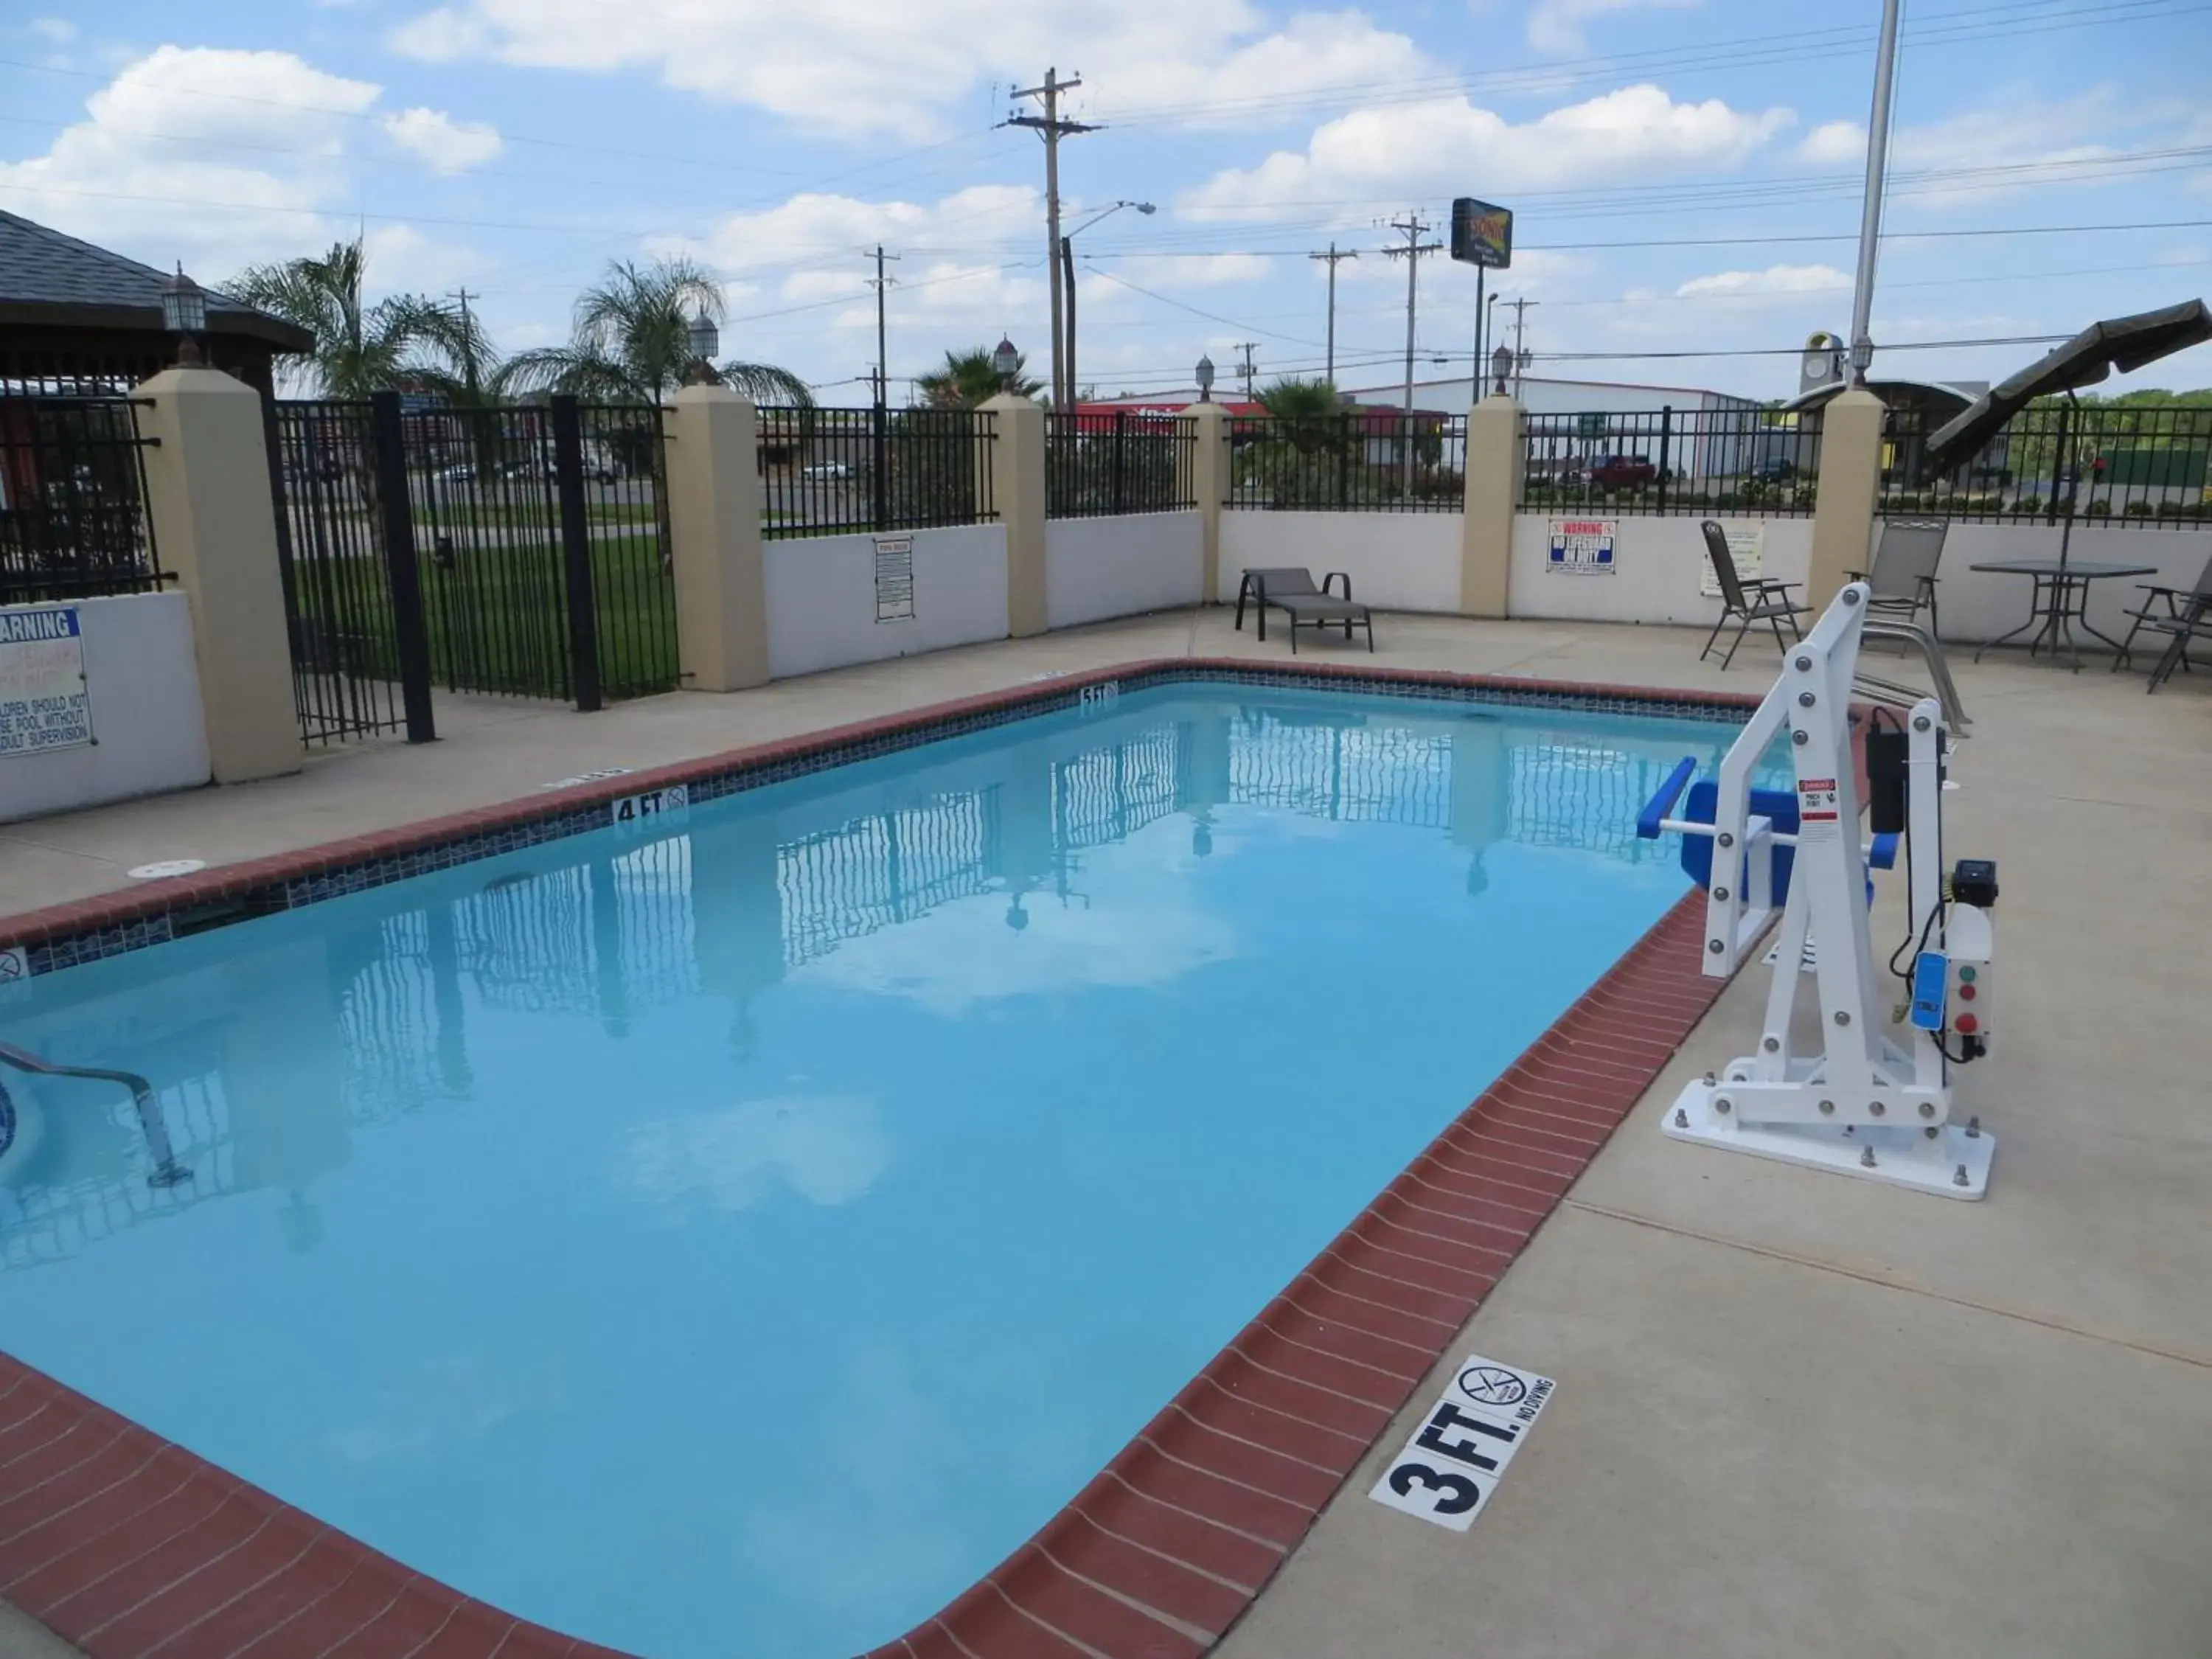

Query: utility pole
[866,245,900,409]
[1506,297,1540,394]
[1382,215,1441,490]
[1308,244,1358,385]
[1234,342,1259,400]
[1848,0,1904,385]
[1006,69,1097,411]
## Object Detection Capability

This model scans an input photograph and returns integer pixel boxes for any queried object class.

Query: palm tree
[1245,375,1352,505]
[495,257,811,406]
[229,238,470,398]
[917,346,1042,408]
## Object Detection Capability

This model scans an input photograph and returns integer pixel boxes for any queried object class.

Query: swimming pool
[0,678,1750,1658]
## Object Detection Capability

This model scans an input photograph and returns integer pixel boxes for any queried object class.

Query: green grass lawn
[291,523,679,703]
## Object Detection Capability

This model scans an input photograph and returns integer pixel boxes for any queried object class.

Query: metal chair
[1700,521,1809,669]
[2114,555,2212,673]
[2142,592,2211,692]
[1850,518,1947,639]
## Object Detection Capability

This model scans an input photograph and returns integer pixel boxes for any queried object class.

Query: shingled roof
[0,209,313,352]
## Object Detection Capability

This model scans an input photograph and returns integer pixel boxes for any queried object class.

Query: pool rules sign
[1369,1352,1555,1531]
[0,606,92,757]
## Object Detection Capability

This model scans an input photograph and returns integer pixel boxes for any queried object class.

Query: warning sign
[1700,524,1764,595]
[1368,1352,1556,1531]
[1545,518,1615,575]
[1797,776,1840,822]
[0,606,91,757]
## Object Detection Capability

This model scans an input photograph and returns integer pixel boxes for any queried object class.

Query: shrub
[2125,499,2153,517]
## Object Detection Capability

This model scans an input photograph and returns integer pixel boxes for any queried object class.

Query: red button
[1955,1013,1979,1033]
[1958,984,1976,1001]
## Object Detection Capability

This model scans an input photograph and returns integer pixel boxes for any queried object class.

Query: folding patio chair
[2115,554,2212,674]
[1700,520,1809,669]
[1850,518,1947,639]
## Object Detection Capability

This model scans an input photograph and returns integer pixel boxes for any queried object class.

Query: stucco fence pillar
[134,364,302,784]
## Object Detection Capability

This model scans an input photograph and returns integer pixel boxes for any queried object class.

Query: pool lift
[1635,581,1998,1199]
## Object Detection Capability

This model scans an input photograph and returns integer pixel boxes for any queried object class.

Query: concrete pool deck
[3,609,2209,1658]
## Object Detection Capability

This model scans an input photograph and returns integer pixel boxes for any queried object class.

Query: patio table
[1969,558,2158,670]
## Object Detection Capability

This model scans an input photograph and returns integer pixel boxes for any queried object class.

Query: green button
[1958,965,1976,983]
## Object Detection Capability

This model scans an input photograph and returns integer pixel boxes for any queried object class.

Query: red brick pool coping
[0,661,1764,1659]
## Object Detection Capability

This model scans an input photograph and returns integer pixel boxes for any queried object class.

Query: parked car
[1588,454,1656,490]
[1754,456,1798,482]
[801,462,852,481]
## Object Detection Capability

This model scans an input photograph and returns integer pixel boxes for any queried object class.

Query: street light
[159,264,208,366]
[1195,354,1216,402]
[1060,200,1155,406]
[1490,343,1514,398]
[992,335,1021,392]
[684,309,722,386]
[1484,291,1500,391]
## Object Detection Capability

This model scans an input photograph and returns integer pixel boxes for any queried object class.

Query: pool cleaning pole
[1847,0,1902,386]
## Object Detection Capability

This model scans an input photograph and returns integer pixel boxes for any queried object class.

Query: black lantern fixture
[159,264,209,366]
[684,310,723,386]
[1489,342,1514,398]
[991,335,1020,391]
[1195,354,1216,401]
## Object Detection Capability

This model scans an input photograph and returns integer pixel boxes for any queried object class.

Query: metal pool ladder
[0,1040,191,1187]
[1858,619,1970,731]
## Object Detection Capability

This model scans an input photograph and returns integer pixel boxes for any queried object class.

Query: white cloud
[1674,262,1851,300]
[382,106,504,174]
[1526,0,1700,55]
[389,0,1433,139]
[1799,119,1864,165]
[27,17,76,44]
[0,46,498,287]
[1182,85,1793,219]
[0,46,377,268]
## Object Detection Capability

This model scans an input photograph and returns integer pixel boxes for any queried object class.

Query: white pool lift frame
[1639,581,1997,1199]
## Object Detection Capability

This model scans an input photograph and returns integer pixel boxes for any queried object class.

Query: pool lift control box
[1635,583,1997,1198]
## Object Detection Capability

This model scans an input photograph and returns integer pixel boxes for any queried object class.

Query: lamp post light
[992,335,1021,393]
[159,265,209,367]
[1490,343,1514,399]
[1483,291,1500,391]
[683,310,723,386]
[1195,355,1216,402]
[1060,200,1153,407]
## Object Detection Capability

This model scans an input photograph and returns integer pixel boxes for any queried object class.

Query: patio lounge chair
[2115,555,2212,678]
[1850,518,1947,639]
[1233,567,1375,654]
[2140,591,2211,692]
[1700,520,1809,669]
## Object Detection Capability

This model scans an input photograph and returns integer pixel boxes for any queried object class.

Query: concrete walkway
[4,610,2208,1658]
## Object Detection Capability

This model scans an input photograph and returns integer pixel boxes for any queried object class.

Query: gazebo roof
[0,209,313,352]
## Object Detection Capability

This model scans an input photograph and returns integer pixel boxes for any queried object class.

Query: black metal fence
[0,395,168,605]
[1045,411,1197,518]
[1227,411,1467,511]
[1882,401,2212,526]
[268,399,415,745]
[757,406,996,540]
[268,392,678,742]
[1523,406,1820,518]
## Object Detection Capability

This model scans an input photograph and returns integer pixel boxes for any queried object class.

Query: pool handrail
[0,1040,191,1187]
[1635,756,1700,841]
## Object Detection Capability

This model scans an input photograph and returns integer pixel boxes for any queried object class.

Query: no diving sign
[1368,1353,1555,1531]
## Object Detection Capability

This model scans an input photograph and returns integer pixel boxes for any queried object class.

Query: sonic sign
[1450,198,1512,269]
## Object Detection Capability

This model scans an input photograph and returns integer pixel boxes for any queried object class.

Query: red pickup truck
[1588,453,1658,490]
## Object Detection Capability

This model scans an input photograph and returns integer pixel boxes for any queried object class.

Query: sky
[2,0,2208,403]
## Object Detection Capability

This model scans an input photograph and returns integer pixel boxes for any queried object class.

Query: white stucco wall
[1221,509,1465,613]
[764,523,1009,681]
[1883,521,2212,644]
[1045,510,1203,630]
[1506,515,1815,627]
[0,591,211,824]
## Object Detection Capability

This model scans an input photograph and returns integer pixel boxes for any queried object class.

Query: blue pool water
[0,684,1746,1658]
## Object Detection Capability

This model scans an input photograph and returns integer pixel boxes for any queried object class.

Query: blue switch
[1910,950,1947,1032]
